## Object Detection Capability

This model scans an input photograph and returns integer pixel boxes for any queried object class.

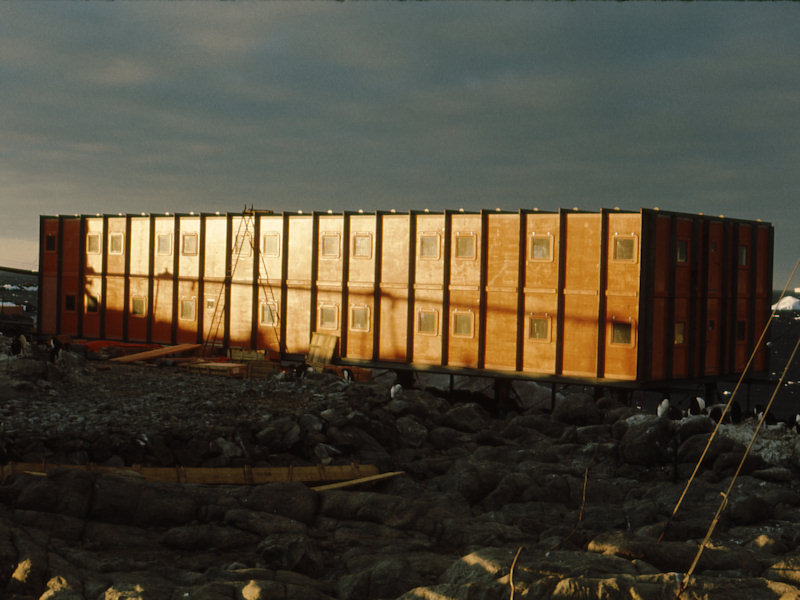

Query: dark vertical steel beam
[515,210,527,373]
[406,211,417,362]
[441,210,452,367]
[309,212,320,337]
[77,216,86,338]
[100,215,108,340]
[223,213,233,350]
[251,211,261,350]
[122,216,131,341]
[728,222,740,374]
[36,216,45,336]
[637,210,657,383]
[748,224,758,366]
[171,215,180,345]
[665,215,677,380]
[56,217,64,335]
[279,213,289,358]
[196,214,207,345]
[146,215,155,343]
[697,217,710,378]
[477,210,489,370]
[719,219,731,374]
[340,212,351,359]
[554,209,567,376]
[371,212,384,362]
[595,209,609,379]
[687,216,700,378]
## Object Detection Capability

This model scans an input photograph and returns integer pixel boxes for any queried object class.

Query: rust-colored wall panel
[82,276,102,338]
[378,286,408,362]
[176,280,199,344]
[345,289,373,360]
[178,216,201,280]
[152,277,173,344]
[106,217,126,277]
[203,282,225,346]
[522,292,557,373]
[484,212,521,371]
[229,282,253,348]
[204,217,228,281]
[652,216,671,298]
[649,297,668,380]
[39,275,58,335]
[562,294,597,377]
[105,276,124,340]
[704,297,721,375]
[127,276,149,342]
[378,214,410,362]
[129,217,150,277]
[448,291,480,368]
[412,288,443,365]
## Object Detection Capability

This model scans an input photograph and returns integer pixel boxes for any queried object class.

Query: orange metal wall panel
[346,288,374,360]
[84,217,104,278]
[673,218,693,297]
[706,221,724,296]
[348,214,376,285]
[203,217,228,280]
[129,217,150,276]
[176,280,199,344]
[229,282,253,348]
[106,217,126,277]
[448,291,480,368]
[649,297,668,380]
[258,215,284,282]
[153,217,174,278]
[561,213,601,377]
[285,215,312,355]
[378,215,410,362]
[484,213,521,371]
[412,287,443,365]
[104,276,125,340]
[317,215,344,285]
[39,275,58,335]
[447,213,481,368]
[127,276,149,342]
[256,285,281,353]
[151,277,173,344]
[230,215,255,284]
[202,282,225,345]
[177,216,201,280]
[82,276,102,338]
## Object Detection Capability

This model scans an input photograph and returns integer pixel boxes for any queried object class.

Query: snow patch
[772,296,800,311]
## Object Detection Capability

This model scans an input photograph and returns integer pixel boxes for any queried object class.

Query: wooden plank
[0,462,380,485]
[308,332,338,366]
[109,343,203,363]
[311,470,404,491]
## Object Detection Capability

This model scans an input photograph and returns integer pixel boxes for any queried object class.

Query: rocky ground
[3,336,800,599]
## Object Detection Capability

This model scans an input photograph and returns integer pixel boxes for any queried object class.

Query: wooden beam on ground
[0,462,380,485]
[311,470,404,491]
[109,343,202,363]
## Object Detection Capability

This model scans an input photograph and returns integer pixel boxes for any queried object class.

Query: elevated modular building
[38,208,773,385]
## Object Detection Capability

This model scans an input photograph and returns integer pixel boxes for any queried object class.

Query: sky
[0,3,798,287]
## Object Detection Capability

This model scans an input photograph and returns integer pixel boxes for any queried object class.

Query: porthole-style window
[452,310,474,337]
[528,315,551,341]
[419,234,441,260]
[86,233,101,254]
[610,320,634,346]
[352,233,372,259]
[319,304,339,329]
[454,234,476,260]
[529,234,553,262]
[613,235,638,262]
[262,232,280,257]
[157,234,172,256]
[321,233,340,258]
[417,309,438,335]
[350,306,370,331]
[109,233,124,255]
[181,233,198,256]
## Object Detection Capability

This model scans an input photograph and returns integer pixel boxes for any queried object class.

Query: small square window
[86,233,101,254]
[350,306,370,331]
[613,237,636,261]
[45,234,57,252]
[455,235,475,259]
[182,233,198,256]
[321,233,340,258]
[131,296,146,316]
[419,234,440,260]
[352,234,372,259]
[452,311,474,337]
[157,234,172,256]
[262,232,280,257]
[109,233,124,255]
[64,294,76,312]
[206,298,216,310]
[180,298,196,321]
[738,245,748,267]
[737,320,747,341]
[676,240,688,263]
[529,316,550,341]
[611,321,632,345]
[86,294,99,313]
[233,234,252,257]
[674,322,686,345]
[418,310,438,335]
[319,305,338,329]
[530,235,552,261]
[260,302,278,325]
